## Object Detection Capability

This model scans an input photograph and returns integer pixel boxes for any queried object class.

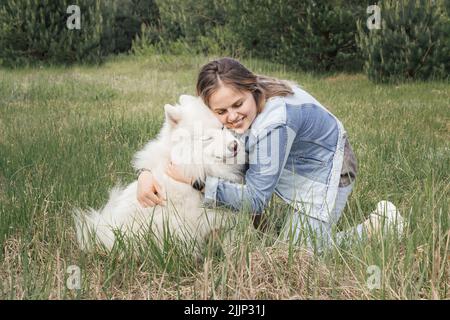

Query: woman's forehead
[209,85,244,110]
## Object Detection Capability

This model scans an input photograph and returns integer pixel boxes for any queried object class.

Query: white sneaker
[368,200,404,236]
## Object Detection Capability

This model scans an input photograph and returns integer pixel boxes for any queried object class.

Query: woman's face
[208,84,257,134]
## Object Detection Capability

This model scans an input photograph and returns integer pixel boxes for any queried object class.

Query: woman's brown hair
[196,57,296,113]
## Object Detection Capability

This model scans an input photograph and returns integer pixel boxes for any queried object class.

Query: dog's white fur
[74,95,245,252]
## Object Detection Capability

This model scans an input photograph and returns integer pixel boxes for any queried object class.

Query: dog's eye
[200,136,213,142]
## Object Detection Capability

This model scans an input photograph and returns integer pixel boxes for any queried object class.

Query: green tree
[225,0,367,72]
[0,0,111,66]
[357,0,450,82]
[103,0,161,54]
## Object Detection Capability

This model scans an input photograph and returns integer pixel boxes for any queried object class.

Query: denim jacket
[204,85,347,222]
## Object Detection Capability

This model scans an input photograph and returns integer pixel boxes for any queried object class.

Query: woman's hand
[137,171,166,207]
[166,162,192,185]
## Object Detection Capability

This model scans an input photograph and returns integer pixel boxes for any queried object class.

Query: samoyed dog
[74,95,245,252]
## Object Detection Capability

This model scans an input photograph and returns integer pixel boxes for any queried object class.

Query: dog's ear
[179,95,197,106]
[164,104,182,127]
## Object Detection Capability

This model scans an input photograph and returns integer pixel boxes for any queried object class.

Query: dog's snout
[228,140,238,153]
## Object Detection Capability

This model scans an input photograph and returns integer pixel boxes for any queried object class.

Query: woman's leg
[330,186,404,245]
[330,182,366,246]
[279,183,404,250]
[278,182,365,250]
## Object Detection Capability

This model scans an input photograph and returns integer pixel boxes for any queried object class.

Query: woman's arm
[204,124,293,214]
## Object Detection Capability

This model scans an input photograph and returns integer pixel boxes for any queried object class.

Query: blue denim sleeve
[203,124,290,214]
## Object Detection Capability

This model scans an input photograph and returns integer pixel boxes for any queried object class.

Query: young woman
[136,57,403,249]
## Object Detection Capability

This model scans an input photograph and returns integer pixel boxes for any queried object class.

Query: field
[0,54,449,299]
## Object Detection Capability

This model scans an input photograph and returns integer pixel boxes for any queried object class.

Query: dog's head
[164,95,245,182]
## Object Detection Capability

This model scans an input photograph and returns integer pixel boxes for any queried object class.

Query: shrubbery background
[0,0,449,82]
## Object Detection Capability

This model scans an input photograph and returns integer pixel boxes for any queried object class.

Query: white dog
[74,95,245,252]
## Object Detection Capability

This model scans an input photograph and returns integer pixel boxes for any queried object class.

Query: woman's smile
[229,115,245,128]
[208,84,258,134]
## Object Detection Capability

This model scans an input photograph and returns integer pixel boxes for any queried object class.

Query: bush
[0,0,160,67]
[0,0,110,67]
[133,0,366,72]
[132,0,237,56]
[226,0,367,72]
[103,0,160,54]
[357,0,450,82]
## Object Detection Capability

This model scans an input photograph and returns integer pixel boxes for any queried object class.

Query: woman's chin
[232,123,250,134]
[232,127,247,134]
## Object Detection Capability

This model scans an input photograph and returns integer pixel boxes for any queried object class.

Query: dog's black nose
[228,140,238,153]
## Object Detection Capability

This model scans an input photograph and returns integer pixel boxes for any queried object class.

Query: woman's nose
[227,111,238,122]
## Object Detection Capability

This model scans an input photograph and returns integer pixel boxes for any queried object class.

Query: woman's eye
[217,110,226,115]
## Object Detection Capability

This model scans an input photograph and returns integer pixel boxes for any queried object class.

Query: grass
[0,53,449,299]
